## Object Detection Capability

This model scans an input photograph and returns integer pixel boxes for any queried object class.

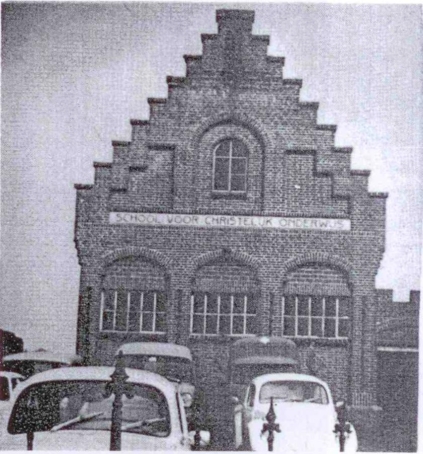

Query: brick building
[74,9,418,447]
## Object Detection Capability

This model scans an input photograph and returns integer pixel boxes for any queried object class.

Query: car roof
[0,371,24,379]
[3,351,82,365]
[116,342,192,361]
[232,336,297,349]
[12,366,178,396]
[251,373,331,389]
[231,336,299,365]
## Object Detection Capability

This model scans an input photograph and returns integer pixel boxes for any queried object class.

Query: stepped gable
[75,9,384,221]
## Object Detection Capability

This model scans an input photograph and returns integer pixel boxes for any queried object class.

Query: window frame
[99,289,166,334]
[190,292,256,337]
[212,139,248,195]
[282,295,350,339]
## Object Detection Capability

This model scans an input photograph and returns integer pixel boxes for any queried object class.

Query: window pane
[298,296,309,316]
[128,313,140,332]
[246,297,256,315]
[325,297,336,317]
[219,315,231,334]
[231,158,247,174]
[143,292,154,312]
[192,314,204,334]
[128,292,141,332]
[283,317,295,336]
[155,313,166,332]
[232,316,244,334]
[102,311,114,331]
[214,158,229,190]
[220,294,231,314]
[207,294,218,314]
[156,293,166,312]
[205,315,218,334]
[233,295,245,314]
[193,293,205,313]
[246,316,256,334]
[324,318,336,338]
[297,317,309,336]
[230,174,246,192]
[311,318,323,337]
[116,290,128,331]
[130,291,141,313]
[104,291,115,311]
[231,141,247,157]
[311,297,323,316]
[338,319,349,338]
[284,296,295,316]
[338,297,350,317]
[215,141,230,157]
[142,313,154,332]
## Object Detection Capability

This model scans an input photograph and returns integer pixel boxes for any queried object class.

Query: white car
[1,366,209,451]
[2,351,82,379]
[234,373,358,452]
[0,371,25,428]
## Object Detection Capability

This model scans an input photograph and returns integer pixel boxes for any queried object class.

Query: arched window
[213,139,248,193]
[282,265,351,339]
[99,257,167,334]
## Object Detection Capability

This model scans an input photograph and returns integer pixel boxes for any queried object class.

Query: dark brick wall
[74,9,392,411]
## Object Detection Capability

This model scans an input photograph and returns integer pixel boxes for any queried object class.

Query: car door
[238,384,255,448]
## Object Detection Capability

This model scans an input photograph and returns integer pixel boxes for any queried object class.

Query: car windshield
[10,380,171,437]
[232,364,296,385]
[122,355,193,383]
[259,381,329,405]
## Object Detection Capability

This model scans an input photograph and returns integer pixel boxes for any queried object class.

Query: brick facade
[75,10,392,415]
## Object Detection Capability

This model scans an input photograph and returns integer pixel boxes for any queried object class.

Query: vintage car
[230,336,299,401]
[0,371,25,427]
[2,351,83,379]
[116,342,196,409]
[1,366,210,450]
[233,373,358,452]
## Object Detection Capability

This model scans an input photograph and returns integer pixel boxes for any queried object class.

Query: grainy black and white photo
[1,2,421,452]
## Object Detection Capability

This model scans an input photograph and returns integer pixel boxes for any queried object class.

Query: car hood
[20,430,190,451]
[249,403,338,453]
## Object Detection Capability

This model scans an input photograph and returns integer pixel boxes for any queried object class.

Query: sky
[1,2,422,354]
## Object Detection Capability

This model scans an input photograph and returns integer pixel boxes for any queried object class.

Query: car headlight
[181,392,193,407]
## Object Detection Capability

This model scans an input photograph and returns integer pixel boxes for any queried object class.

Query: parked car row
[0,337,358,451]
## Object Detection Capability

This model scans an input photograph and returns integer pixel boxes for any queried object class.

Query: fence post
[105,351,134,450]
[261,397,281,451]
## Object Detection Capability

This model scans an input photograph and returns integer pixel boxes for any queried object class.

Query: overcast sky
[1,2,422,353]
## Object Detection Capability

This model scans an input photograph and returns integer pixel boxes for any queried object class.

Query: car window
[0,377,10,401]
[123,355,194,383]
[11,378,23,389]
[259,381,329,405]
[9,380,171,437]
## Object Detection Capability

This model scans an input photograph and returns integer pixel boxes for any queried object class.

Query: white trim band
[110,212,351,231]
[377,347,418,352]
